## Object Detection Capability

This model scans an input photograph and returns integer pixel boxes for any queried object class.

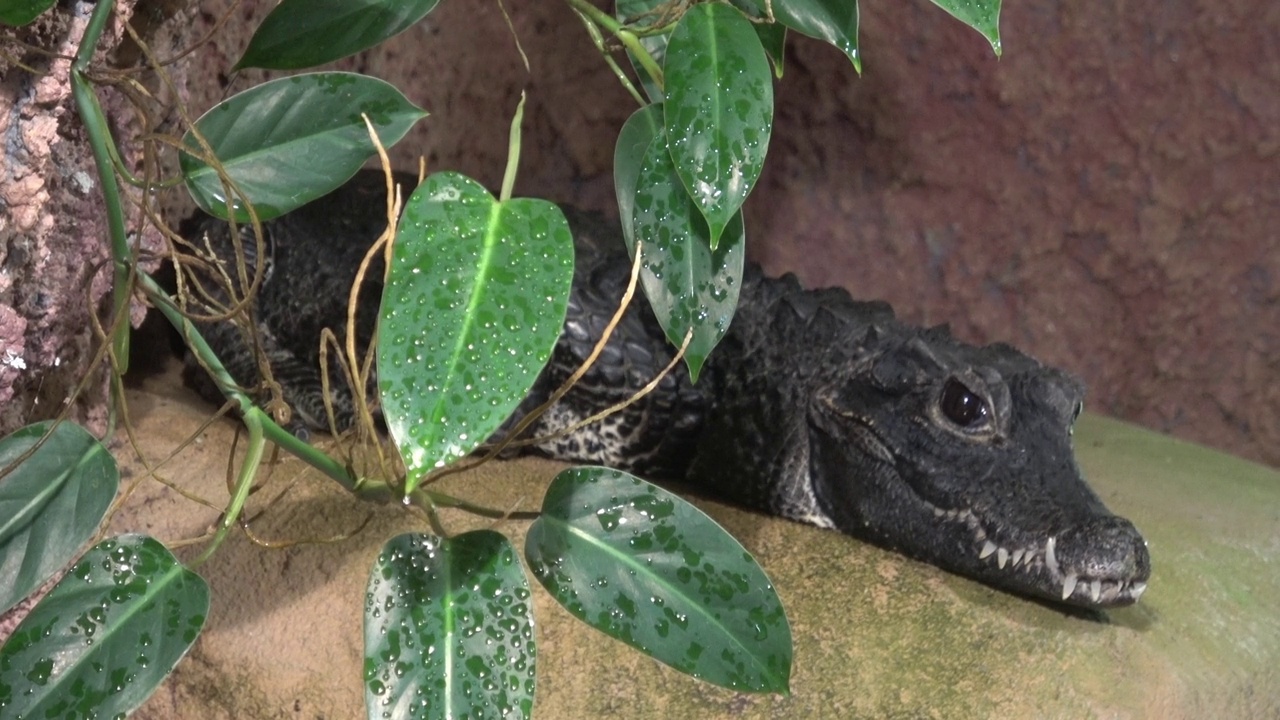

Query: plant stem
[572,7,648,107]
[136,272,379,498]
[70,0,133,383]
[195,412,265,565]
[565,0,665,91]
[418,489,539,521]
[73,0,114,72]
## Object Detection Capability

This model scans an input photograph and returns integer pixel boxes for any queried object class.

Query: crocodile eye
[940,378,989,428]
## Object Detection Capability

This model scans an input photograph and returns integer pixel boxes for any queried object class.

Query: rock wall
[0,0,165,435]
[2,0,1276,467]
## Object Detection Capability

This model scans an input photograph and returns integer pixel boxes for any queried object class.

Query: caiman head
[806,327,1151,609]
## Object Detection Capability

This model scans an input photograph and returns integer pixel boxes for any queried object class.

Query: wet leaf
[632,135,745,381]
[377,172,574,491]
[180,72,426,223]
[525,467,792,693]
[236,0,441,70]
[929,0,1002,55]
[754,18,788,78]
[0,421,118,615]
[364,531,536,720]
[737,0,860,71]
[0,0,54,26]
[663,2,773,247]
[0,534,209,719]
[617,0,670,103]
[613,102,664,252]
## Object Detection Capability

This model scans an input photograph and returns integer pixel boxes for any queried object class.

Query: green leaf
[0,0,54,26]
[0,534,209,718]
[236,0,441,70]
[616,0,671,103]
[631,135,745,382]
[929,0,1002,55]
[663,2,773,247]
[0,421,118,615]
[526,467,792,693]
[613,103,664,252]
[378,172,574,491]
[180,72,426,223]
[364,531,536,719]
[754,21,787,78]
[738,0,860,71]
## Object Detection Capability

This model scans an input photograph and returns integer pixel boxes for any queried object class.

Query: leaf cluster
[0,0,1000,717]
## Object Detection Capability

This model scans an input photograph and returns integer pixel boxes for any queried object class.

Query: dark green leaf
[613,103,664,252]
[180,72,426,222]
[617,0,671,103]
[663,2,773,247]
[0,0,53,26]
[631,135,745,381]
[236,0,441,70]
[928,0,1002,55]
[526,467,792,693]
[754,20,787,78]
[0,534,209,718]
[739,0,860,71]
[364,531,536,719]
[0,421,118,615]
[378,173,574,491]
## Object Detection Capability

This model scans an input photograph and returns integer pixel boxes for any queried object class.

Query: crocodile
[179,170,1151,609]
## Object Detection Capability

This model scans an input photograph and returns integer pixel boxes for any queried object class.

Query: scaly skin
[182,171,1151,609]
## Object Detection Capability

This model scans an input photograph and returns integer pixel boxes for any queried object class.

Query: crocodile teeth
[1010,548,1025,567]
[1061,573,1078,600]
[1044,537,1060,576]
[979,541,998,559]
[1090,580,1102,604]
[997,547,1009,569]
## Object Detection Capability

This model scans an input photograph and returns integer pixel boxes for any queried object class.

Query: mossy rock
[114,375,1278,718]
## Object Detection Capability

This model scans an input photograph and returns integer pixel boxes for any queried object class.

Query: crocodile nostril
[1058,516,1151,583]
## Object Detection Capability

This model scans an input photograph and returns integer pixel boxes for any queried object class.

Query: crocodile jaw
[926,506,1150,608]
[804,411,1152,610]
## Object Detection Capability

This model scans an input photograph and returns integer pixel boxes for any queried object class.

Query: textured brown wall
[5,0,1276,468]
[0,1,162,436]
[748,0,1280,469]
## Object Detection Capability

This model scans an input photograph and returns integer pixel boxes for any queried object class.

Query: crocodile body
[181,171,1150,609]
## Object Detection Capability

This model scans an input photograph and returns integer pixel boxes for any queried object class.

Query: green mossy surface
[117,373,1279,719]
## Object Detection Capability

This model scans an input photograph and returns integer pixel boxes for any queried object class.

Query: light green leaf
[0,534,209,718]
[663,2,773,247]
[180,72,426,222]
[365,531,536,720]
[928,0,1002,55]
[631,135,745,382]
[0,420,118,615]
[0,0,54,26]
[613,102,665,252]
[236,0,441,70]
[377,172,573,491]
[526,467,792,693]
